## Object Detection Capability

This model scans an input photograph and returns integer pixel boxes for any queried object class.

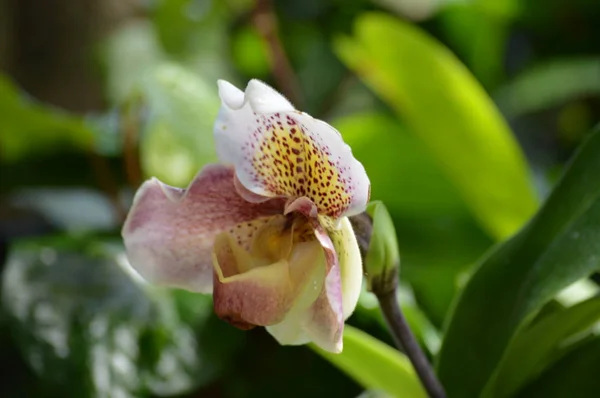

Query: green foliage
[312,325,426,398]
[1,238,239,397]
[138,64,220,186]
[515,337,600,398]
[482,295,600,397]
[0,75,93,162]
[496,57,600,116]
[335,13,538,240]
[437,128,600,397]
[2,1,600,397]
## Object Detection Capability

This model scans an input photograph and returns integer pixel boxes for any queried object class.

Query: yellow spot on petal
[249,113,352,217]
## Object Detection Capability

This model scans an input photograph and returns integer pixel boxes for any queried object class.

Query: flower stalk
[360,202,446,398]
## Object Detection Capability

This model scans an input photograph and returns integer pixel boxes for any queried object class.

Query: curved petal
[212,224,326,329]
[267,216,363,353]
[332,217,364,320]
[121,164,284,293]
[214,79,370,218]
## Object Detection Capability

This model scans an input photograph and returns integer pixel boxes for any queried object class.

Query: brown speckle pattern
[240,112,356,218]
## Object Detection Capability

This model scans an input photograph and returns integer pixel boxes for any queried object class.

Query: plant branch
[253,0,303,107]
[376,286,447,398]
[122,100,143,189]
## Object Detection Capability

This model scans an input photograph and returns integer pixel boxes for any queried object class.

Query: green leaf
[139,64,220,186]
[333,112,465,217]
[439,4,511,89]
[515,337,600,398]
[496,57,600,117]
[334,13,538,239]
[311,325,426,398]
[437,128,600,397]
[334,112,492,326]
[1,238,239,397]
[102,20,166,105]
[0,74,93,162]
[482,295,600,398]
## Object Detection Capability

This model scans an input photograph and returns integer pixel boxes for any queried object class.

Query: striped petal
[214,79,370,218]
[121,164,284,293]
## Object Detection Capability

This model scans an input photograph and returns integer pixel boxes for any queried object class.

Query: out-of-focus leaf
[232,26,271,78]
[334,108,491,328]
[0,75,92,162]
[139,64,220,186]
[335,13,538,240]
[102,20,166,105]
[8,188,118,233]
[496,58,600,117]
[151,0,235,84]
[437,128,600,397]
[515,337,600,398]
[290,25,347,115]
[333,112,464,217]
[439,4,510,89]
[373,0,440,21]
[355,389,394,398]
[1,238,239,397]
[482,296,600,398]
[311,325,426,398]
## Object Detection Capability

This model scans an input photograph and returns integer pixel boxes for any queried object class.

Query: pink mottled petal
[214,79,370,218]
[330,217,364,320]
[213,229,325,329]
[303,216,363,352]
[267,217,362,352]
[121,164,284,293]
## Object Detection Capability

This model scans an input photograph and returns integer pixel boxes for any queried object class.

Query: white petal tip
[245,79,295,113]
[217,79,245,109]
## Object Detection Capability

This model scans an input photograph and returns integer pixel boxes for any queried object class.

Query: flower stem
[376,289,447,398]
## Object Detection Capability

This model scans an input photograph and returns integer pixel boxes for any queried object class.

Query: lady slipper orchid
[122,79,370,353]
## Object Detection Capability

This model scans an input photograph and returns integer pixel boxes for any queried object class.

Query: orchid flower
[122,79,370,353]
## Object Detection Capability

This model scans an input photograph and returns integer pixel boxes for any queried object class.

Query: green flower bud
[364,201,400,295]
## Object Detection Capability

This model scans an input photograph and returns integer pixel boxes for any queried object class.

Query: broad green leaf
[1,238,240,397]
[0,75,92,162]
[437,128,600,397]
[515,337,600,398]
[333,112,464,217]
[139,64,220,186]
[334,13,537,239]
[311,325,426,398]
[495,57,600,117]
[482,296,600,398]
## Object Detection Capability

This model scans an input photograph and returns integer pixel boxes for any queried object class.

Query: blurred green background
[1,0,599,397]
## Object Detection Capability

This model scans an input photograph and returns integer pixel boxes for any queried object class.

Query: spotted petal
[214,79,370,218]
[122,164,284,293]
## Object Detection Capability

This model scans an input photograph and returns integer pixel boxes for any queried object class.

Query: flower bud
[363,201,400,295]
